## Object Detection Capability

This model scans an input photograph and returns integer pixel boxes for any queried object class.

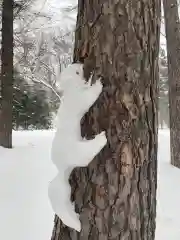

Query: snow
[48,64,107,231]
[0,130,56,240]
[2,0,175,238]
[0,129,180,239]
[156,130,180,239]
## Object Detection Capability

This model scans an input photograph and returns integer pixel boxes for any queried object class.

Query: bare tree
[13,5,75,101]
[51,0,161,239]
[0,0,13,148]
[163,0,180,167]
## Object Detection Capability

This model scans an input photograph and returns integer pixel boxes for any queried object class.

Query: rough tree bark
[51,0,160,239]
[163,0,180,168]
[0,0,13,148]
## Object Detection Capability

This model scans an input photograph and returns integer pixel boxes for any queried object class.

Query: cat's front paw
[92,78,103,96]
[69,209,81,232]
[95,131,107,148]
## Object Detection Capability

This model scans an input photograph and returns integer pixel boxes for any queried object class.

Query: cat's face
[60,63,84,92]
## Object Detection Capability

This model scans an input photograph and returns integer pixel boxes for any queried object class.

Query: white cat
[48,63,107,232]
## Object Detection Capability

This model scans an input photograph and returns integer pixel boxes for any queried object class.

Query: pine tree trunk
[51,0,161,239]
[0,0,13,148]
[163,0,180,168]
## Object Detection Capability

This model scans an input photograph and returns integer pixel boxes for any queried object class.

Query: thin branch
[31,77,61,101]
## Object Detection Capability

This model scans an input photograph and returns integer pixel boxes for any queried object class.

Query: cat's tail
[48,173,81,232]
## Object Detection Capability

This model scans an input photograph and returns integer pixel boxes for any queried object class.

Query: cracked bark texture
[163,0,180,168]
[51,0,160,239]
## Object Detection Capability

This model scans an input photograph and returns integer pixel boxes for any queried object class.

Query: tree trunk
[0,0,13,148]
[163,0,180,167]
[51,0,161,239]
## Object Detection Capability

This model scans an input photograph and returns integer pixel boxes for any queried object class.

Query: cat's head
[60,63,85,93]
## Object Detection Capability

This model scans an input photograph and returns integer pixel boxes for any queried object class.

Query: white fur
[48,63,107,231]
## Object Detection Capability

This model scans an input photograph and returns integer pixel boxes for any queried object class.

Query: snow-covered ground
[156,130,180,239]
[0,130,56,240]
[0,129,179,239]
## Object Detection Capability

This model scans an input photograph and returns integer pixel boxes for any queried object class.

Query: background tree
[163,0,180,167]
[12,0,75,122]
[0,0,13,148]
[158,48,169,128]
[0,0,72,132]
[12,70,53,130]
[51,0,161,239]
[13,0,75,96]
